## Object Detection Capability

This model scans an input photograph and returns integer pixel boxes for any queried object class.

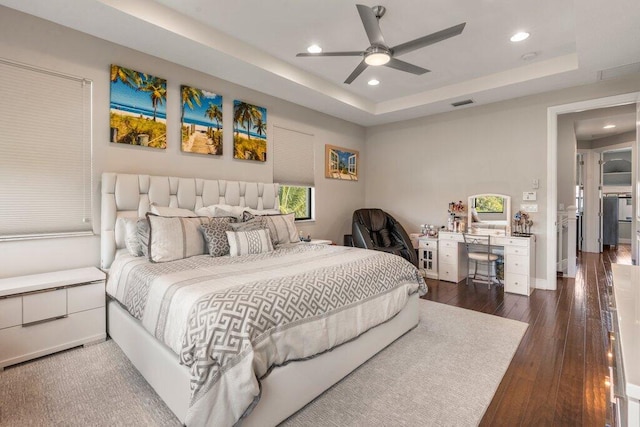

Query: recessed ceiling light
[510,32,530,42]
[603,124,616,129]
[368,79,380,86]
[521,52,538,61]
[307,44,322,53]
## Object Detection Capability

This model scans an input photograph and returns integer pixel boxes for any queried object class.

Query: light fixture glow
[365,52,391,66]
[368,79,380,86]
[307,44,322,53]
[603,124,616,129]
[510,32,530,42]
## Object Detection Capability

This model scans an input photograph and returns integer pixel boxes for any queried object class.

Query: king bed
[101,173,425,426]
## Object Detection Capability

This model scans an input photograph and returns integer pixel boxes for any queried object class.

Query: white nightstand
[306,239,333,245]
[418,236,438,279]
[0,267,106,370]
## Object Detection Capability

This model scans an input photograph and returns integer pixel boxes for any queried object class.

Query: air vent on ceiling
[451,99,474,107]
[598,62,640,81]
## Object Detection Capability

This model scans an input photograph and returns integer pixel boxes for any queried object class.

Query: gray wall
[0,7,365,278]
[365,74,640,287]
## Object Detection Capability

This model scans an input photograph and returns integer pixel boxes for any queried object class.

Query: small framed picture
[325,144,358,181]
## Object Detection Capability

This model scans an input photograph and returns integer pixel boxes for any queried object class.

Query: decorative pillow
[195,204,246,221]
[200,217,234,257]
[146,213,209,262]
[115,217,144,256]
[229,216,267,232]
[243,213,299,246]
[226,229,274,257]
[241,208,281,222]
[150,203,196,217]
[137,218,150,257]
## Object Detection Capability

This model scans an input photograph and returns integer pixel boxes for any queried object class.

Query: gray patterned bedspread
[107,244,426,426]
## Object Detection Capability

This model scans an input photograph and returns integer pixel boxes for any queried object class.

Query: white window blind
[273,125,315,187]
[0,59,92,239]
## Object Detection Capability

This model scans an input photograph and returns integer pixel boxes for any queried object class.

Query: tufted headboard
[100,173,280,269]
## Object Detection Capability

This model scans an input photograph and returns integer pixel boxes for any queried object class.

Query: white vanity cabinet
[495,236,536,296]
[438,232,467,283]
[0,267,106,369]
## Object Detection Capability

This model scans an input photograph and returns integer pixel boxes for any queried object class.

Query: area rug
[0,300,527,426]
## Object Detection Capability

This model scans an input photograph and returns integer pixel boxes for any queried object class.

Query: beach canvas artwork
[325,144,359,181]
[233,100,267,162]
[109,65,167,149]
[181,85,223,155]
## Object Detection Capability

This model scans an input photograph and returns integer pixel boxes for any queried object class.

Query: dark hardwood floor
[421,245,631,426]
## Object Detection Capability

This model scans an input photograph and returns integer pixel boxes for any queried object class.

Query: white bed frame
[101,173,419,426]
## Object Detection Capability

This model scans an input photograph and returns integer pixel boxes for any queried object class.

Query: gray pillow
[200,217,234,257]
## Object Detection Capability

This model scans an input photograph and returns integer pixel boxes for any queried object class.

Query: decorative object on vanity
[420,224,439,238]
[447,201,466,232]
[468,193,511,234]
[512,210,533,236]
[352,208,417,266]
[180,85,223,155]
[233,100,267,161]
[295,4,465,84]
[325,144,359,181]
[110,65,166,149]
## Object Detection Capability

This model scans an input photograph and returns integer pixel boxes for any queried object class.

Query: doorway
[547,92,640,289]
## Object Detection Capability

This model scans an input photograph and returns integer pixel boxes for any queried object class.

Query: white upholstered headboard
[100,173,280,269]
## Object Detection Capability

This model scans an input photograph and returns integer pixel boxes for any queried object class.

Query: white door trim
[547,92,640,290]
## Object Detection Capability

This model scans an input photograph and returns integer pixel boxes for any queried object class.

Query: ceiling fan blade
[356,4,386,46]
[344,60,369,84]
[384,58,430,75]
[296,51,364,57]
[391,22,466,57]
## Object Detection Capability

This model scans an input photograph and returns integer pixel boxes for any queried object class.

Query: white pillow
[226,229,274,256]
[150,203,196,217]
[195,204,245,221]
[115,217,144,256]
[146,214,209,262]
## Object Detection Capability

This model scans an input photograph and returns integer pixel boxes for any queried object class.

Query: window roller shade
[273,125,315,187]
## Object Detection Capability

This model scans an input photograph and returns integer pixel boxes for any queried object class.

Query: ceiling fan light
[307,44,322,53]
[510,32,530,42]
[365,52,391,66]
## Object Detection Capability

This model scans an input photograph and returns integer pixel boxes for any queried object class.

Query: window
[0,59,92,239]
[279,185,312,220]
[473,196,504,213]
[273,125,315,221]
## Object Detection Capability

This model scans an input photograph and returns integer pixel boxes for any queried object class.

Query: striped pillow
[226,229,274,256]
[146,213,209,262]
[242,212,299,246]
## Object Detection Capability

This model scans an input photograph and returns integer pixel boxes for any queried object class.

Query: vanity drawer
[0,297,22,329]
[439,240,458,250]
[418,239,437,249]
[506,245,529,256]
[497,237,529,247]
[439,233,463,242]
[23,289,67,325]
[505,273,530,295]
[439,266,459,283]
[68,281,105,313]
[439,248,458,264]
[506,254,529,275]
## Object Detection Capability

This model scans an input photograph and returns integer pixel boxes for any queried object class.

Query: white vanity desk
[425,230,536,296]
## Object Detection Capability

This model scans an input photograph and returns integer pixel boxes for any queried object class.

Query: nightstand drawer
[418,239,437,249]
[0,297,22,329]
[23,289,67,325]
[68,281,105,313]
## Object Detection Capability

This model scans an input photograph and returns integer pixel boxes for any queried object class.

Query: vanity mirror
[468,193,511,234]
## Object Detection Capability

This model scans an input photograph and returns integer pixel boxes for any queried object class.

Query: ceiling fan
[296,4,466,84]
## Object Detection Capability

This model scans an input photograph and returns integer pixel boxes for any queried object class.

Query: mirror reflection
[468,193,511,234]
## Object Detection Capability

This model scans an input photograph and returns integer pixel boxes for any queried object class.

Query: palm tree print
[254,118,266,138]
[181,85,203,123]
[234,102,261,140]
[110,65,142,88]
[205,103,222,131]
[139,76,166,122]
